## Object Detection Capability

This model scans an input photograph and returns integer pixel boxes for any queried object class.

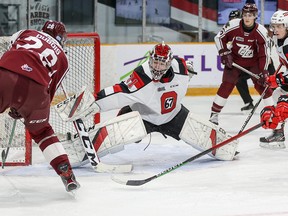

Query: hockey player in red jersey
[229,9,255,112]
[209,0,274,125]
[260,10,288,149]
[0,20,80,192]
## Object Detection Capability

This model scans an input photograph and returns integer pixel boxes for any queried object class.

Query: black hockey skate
[241,102,254,112]
[209,112,219,125]
[259,126,285,149]
[58,163,80,192]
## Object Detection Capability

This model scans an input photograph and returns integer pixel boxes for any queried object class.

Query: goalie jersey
[96,57,189,125]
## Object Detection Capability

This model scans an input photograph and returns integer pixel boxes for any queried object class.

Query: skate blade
[259,142,286,150]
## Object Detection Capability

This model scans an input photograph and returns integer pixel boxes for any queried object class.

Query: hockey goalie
[56,42,238,167]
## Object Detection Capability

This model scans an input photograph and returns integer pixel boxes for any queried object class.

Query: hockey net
[0,33,100,166]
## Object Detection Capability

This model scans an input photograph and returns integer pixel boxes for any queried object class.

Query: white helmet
[270,10,288,28]
[149,42,173,81]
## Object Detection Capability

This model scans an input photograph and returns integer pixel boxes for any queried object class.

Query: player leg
[159,105,238,161]
[14,76,80,192]
[210,67,240,125]
[259,87,286,149]
[180,112,238,161]
[236,73,254,112]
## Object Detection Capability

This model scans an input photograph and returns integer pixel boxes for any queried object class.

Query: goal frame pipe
[67,32,101,124]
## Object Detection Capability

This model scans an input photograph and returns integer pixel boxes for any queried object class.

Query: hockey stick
[232,63,260,79]
[1,119,17,169]
[237,63,284,133]
[60,84,132,173]
[112,122,263,186]
[238,85,269,133]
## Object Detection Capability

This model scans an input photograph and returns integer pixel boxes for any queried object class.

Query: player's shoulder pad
[172,57,188,76]
[133,64,152,83]
[222,18,240,32]
[256,23,269,40]
[123,63,152,91]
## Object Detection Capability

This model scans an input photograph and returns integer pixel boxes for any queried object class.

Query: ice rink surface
[1,95,288,216]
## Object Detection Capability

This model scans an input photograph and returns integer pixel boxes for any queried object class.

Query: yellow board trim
[186,87,258,96]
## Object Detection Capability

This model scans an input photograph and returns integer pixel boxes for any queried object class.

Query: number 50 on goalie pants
[180,113,238,161]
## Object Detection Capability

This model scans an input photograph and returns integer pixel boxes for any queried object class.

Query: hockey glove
[260,106,279,129]
[267,72,288,89]
[219,49,233,68]
[257,70,269,87]
[185,60,197,80]
[8,107,22,120]
[275,95,288,122]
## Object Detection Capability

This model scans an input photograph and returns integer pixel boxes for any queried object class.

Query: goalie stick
[112,122,263,186]
[60,84,132,173]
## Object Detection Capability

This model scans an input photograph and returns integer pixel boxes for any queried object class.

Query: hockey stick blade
[1,150,6,169]
[112,123,263,186]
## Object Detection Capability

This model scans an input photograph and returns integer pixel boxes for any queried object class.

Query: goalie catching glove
[54,86,100,122]
[185,60,197,80]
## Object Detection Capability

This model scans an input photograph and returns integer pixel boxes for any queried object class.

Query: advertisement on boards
[103,43,224,87]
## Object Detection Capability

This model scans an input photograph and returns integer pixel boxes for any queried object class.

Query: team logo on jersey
[21,64,33,72]
[237,43,253,58]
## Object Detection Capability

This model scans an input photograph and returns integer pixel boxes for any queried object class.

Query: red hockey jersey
[215,18,270,71]
[0,29,69,100]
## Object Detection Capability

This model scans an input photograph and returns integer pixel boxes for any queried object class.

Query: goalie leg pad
[63,111,147,167]
[179,113,238,161]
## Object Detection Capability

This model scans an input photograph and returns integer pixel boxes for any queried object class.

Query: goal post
[0,32,101,166]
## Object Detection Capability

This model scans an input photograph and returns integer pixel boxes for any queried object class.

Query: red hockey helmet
[242,0,258,16]
[42,20,67,47]
[149,42,173,81]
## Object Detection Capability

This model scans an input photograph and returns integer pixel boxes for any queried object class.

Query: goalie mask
[149,42,173,82]
[42,20,67,47]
